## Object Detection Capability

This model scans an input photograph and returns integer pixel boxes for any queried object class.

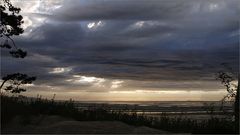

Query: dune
[2,115,169,134]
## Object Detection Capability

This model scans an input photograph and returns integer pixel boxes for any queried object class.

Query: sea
[74,101,234,121]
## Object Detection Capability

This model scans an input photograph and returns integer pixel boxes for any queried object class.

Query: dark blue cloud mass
[0,0,239,92]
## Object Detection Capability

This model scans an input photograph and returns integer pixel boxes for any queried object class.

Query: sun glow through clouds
[87,21,103,29]
[67,75,105,87]
[111,80,124,89]
[135,21,145,27]
[49,67,72,74]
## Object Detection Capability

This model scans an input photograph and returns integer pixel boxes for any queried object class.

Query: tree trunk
[0,80,7,96]
[235,74,239,133]
[0,80,7,91]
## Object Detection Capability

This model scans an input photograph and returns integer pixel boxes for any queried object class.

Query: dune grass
[108,111,236,134]
[1,95,237,134]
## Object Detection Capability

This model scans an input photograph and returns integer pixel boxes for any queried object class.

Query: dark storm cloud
[54,0,238,21]
[1,0,239,91]
[54,0,189,21]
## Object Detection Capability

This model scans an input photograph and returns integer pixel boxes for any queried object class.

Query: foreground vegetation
[1,95,238,134]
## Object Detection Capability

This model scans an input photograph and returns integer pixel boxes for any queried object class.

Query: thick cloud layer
[0,0,239,100]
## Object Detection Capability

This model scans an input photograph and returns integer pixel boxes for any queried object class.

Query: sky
[0,0,239,101]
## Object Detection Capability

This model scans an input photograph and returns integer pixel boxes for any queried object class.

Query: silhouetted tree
[0,0,27,58]
[216,69,239,133]
[1,0,36,93]
[0,73,36,93]
[217,71,237,102]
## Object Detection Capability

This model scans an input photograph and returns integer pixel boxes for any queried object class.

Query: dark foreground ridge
[1,95,238,134]
[2,115,168,134]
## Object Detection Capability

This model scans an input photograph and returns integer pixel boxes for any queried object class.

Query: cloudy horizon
[1,0,239,101]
